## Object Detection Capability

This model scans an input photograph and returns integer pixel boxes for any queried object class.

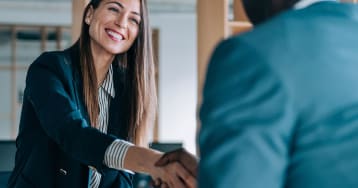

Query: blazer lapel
[67,44,91,126]
[66,45,129,140]
[107,63,129,140]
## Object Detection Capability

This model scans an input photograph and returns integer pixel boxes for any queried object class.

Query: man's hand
[155,148,198,178]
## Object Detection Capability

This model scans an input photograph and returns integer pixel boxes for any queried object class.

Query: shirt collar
[100,64,115,98]
[294,0,337,9]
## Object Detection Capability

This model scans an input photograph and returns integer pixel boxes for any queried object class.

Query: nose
[115,14,128,29]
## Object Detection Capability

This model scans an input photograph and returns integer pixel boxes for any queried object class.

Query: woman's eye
[108,7,119,12]
[130,18,140,25]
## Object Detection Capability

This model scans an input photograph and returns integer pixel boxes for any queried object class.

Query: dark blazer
[8,44,133,188]
[199,1,358,188]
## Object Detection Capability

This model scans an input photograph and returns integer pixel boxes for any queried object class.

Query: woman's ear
[85,6,94,25]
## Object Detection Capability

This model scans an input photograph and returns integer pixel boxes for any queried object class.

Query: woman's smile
[105,28,124,42]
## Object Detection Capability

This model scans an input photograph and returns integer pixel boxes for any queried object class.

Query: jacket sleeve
[25,52,116,172]
[199,38,296,188]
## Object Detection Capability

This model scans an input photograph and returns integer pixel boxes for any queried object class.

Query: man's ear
[85,6,94,25]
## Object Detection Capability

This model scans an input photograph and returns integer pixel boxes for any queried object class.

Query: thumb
[155,149,183,166]
[154,154,170,166]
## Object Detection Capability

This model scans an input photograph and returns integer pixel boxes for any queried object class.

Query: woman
[8,0,195,187]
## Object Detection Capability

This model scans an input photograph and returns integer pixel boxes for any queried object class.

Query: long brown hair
[78,0,157,146]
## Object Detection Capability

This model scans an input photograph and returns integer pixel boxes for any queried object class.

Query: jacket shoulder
[27,49,75,79]
[32,50,72,69]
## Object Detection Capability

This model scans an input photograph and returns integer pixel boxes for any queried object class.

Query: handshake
[151,148,199,188]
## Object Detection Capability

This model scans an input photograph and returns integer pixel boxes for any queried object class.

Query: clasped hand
[150,148,198,188]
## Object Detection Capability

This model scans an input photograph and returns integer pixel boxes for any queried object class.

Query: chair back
[0,140,16,172]
[0,140,16,188]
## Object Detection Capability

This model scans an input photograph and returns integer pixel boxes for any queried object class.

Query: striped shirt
[89,65,133,188]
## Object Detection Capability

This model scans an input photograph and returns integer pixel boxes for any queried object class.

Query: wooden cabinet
[72,0,89,43]
[197,0,252,108]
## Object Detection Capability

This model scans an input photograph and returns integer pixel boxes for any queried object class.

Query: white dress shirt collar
[100,64,115,98]
[294,0,338,9]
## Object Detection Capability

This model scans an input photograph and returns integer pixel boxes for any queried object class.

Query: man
[199,0,358,188]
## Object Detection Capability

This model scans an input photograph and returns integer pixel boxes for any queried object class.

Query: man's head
[242,0,300,25]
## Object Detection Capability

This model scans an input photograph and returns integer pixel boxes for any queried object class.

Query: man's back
[199,2,358,188]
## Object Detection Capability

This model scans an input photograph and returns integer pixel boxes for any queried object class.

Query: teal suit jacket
[199,2,358,188]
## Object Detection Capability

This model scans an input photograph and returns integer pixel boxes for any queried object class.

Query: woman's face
[86,0,141,56]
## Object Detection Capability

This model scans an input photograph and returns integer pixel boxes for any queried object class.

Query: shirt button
[59,168,67,175]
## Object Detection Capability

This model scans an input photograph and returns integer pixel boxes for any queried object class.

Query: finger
[155,154,170,166]
[161,163,187,188]
[170,175,186,188]
[180,160,198,178]
[161,182,169,188]
[152,178,162,187]
[152,182,161,188]
[155,149,184,166]
[174,162,197,188]
[177,149,198,177]
[150,180,157,187]
[164,163,190,188]
[156,149,199,178]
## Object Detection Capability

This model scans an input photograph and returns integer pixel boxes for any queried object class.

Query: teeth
[107,30,123,40]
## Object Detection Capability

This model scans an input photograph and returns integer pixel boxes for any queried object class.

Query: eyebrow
[106,1,141,16]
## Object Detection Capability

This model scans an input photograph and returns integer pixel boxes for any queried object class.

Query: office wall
[150,12,197,154]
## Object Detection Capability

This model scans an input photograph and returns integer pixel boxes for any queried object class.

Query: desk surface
[0,1,71,26]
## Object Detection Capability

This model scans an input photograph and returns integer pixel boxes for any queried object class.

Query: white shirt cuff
[104,139,134,174]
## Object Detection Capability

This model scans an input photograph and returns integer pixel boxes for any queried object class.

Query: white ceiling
[0,0,198,13]
[149,0,195,4]
[148,0,196,12]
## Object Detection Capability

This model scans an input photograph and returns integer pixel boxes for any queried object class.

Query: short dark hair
[243,0,301,24]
